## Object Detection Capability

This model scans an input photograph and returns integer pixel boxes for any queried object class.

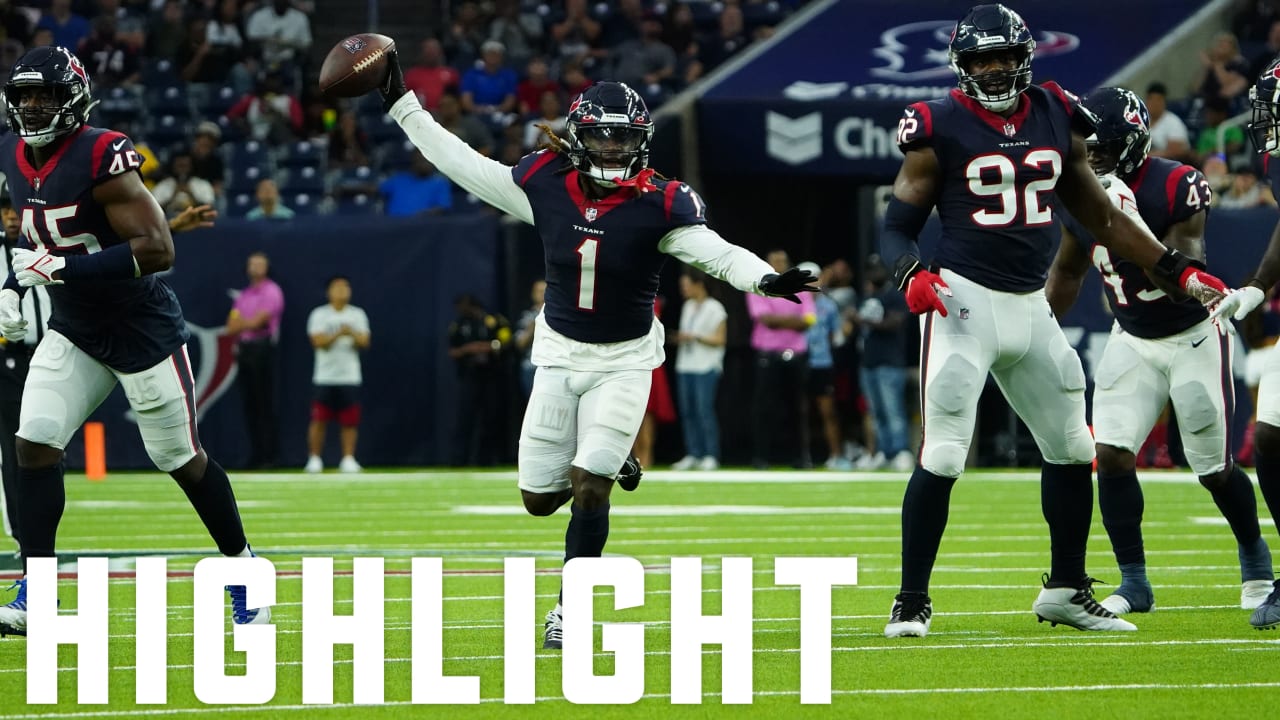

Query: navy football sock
[1099,467,1145,567]
[899,466,956,595]
[1209,465,1262,547]
[564,502,610,563]
[17,463,65,574]
[177,459,248,557]
[1042,462,1093,586]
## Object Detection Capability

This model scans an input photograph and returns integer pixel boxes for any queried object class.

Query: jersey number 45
[20,205,103,254]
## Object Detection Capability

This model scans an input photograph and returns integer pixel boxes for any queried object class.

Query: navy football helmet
[1249,56,1280,156]
[1082,87,1151,178]
[948,4,1036,112]
[3,46,96,148]
[564,82,653,185]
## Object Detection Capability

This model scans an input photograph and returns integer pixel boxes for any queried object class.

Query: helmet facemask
[4,83,84,147]
[951,46,1033,113]
[567,123,652,186]
[1249,84,1280,157]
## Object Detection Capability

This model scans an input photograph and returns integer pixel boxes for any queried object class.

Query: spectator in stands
[245,178,295,220]
[79,14,139,88]
[433,87,495,156]
[0,39,22,79]
[1219,166,1277,209]
[1193,31,1250,105]
[144,0,186,65]
[549,0,601,71]
[516,56,561,116]
[29,28,52,52]
[226,251,285,469]
[180,14,239,85]
[672,269,727,472]
[379,151,452,217]
[747,249,815,469]
[207,0,246,60]
[1249,20,1280,79]
[0,0,31,50]
[1203,152,1232,195]
[488,0,542,70]
[699,4,750,75]
[610,15,677,104]
[226,68,304,143]
[1234,0,1280,43]
[448,293,511,466]
[151,152,216,216]
[245,0,312,70]
[37,0,89,53]
[851,255,911,472]
[189,121,225,196]
[797,261,851,471]
[1145,82,1192,162]
[403,38,459,112]
[1194,95,1246,163]
[601,0,645,47]
[461,39,519,125]
[664,2,704,86]
[328,110,371,170]
[523,89,565,151]
[560,58,592,98]
[514,279,545,399]
[304,275,371,475]
[444,0,487,71]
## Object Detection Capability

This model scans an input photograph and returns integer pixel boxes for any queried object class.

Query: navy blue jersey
[511,150,707,343]
[0,126,189,372]
[897,83,1094,292]
[1060,158,1212,339]
[1269,153,1280,188]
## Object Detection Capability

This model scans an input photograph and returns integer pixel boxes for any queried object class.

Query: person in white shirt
[671,270,727,470]
[1145,82,1191,162]
[245,0,312,68]
[304,276,370,474]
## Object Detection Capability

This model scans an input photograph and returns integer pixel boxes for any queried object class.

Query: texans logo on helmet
[62,48,89,86]
[568,95,582,114]
[1123,105,1147,129]
[1271,63,1280,80]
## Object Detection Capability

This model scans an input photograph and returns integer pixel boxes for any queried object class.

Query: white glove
[0,288,26,343]
[1210,285,1265,321]
[11,247,65,287]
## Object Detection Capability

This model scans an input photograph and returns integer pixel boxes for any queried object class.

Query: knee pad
[920,442,966,479]
[1170,381,1218,434]
[928,353,982,415]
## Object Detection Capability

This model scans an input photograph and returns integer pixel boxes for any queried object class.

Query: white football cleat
[1034,578,1137,631]
[884,594,932,638]
[1242,579,1275,610]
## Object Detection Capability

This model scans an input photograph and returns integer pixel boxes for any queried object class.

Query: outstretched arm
[658,225,775,294]
[383,52,534,224]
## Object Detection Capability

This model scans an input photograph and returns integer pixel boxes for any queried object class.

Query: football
[319,33,395,98]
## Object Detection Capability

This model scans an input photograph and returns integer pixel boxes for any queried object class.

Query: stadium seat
[332,165,378,194]
[689,1,723,29]
[226,140,271,172]
[378,139,418,172]
[146,115,189,149]
[334,193,379,216]
[226,165,268,195]
[148,85,192,118]
[227,192,255,217]
[278,165,326,195]
[278,140,326,170]
[141,58,179,86]
[362,113,403,144]
[744,1,787,29]
[197,85,240,117]
[288,193,320,216]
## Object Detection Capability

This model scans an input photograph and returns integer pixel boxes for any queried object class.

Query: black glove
[759,267,820,304]
[380,49,408,112]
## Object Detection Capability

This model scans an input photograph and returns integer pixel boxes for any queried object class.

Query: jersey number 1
[576,238,598,310]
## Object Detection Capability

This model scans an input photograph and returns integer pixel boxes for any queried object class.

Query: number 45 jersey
[896,82,1096,292]
[0,126,190,373]
[1061,159,1212,339]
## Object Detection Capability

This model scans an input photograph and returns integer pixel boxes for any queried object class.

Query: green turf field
[0,467,1277,718]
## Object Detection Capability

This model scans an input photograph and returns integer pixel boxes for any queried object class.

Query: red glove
[1178,266,1229,306]
[905,270,952,317]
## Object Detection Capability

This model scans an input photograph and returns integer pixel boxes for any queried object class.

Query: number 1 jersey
[0,126,189,372]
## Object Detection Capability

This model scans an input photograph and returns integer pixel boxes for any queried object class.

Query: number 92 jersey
[896,82,1095,292]
[0,125,189,373]
[1060,159,1212,339]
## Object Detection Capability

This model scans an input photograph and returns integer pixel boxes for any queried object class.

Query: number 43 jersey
[0,125,189,373]
[896,82,1095,292]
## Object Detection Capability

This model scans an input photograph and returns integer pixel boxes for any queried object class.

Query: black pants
[0,344,31,545]
[454,369,501,466]
[752,350,811,467]
[238,340,279,468]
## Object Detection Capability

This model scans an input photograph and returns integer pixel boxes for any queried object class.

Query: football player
[0,47,268,636]
[379,54,817,648]
[1047,86,1273,617]
[1207,56,1280,629]
[880,4,1230,637]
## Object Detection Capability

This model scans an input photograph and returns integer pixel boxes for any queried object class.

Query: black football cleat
[617,453,642,492]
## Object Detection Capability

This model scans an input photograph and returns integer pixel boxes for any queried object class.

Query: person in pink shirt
[746,249,816,469]
[225,251,285,468]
